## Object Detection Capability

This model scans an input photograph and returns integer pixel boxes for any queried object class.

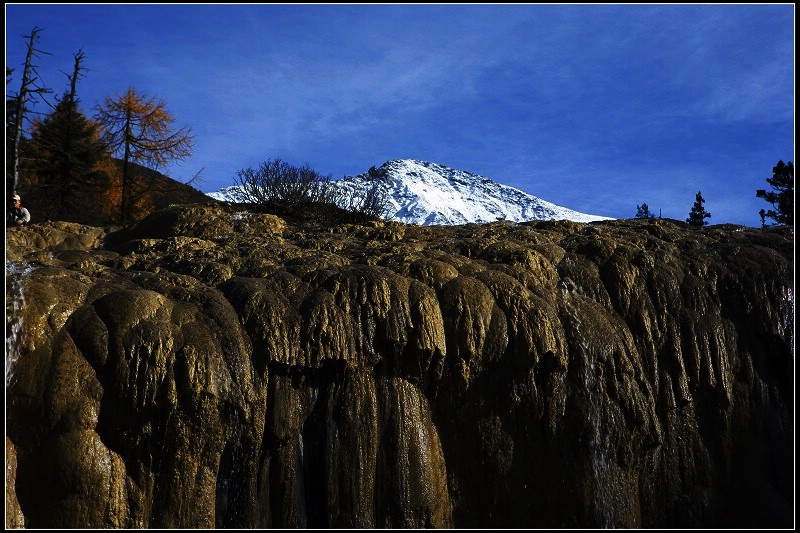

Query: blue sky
[5,4,794,226]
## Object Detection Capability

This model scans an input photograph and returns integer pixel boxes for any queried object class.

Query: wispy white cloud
[6,4,793,225]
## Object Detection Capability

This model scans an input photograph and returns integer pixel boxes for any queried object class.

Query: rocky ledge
[5,204,794,528]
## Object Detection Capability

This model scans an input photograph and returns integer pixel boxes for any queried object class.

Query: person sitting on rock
[8,194,31,227]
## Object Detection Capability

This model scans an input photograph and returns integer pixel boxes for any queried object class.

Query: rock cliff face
[5,205,793,528]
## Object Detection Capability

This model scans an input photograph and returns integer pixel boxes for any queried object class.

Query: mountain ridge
[340,159,613,225]
[208,159,613,225]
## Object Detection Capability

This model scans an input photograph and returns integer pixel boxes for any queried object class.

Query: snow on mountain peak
[337,159,613,225]
[206,159,613,225]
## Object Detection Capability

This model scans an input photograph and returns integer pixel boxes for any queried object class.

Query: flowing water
[582,345,614,528]
[5,261,34,386]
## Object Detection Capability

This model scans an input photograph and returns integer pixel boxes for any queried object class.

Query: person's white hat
[12,194,21,201]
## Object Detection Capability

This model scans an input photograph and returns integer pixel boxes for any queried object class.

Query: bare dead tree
[336,181,391,220]
[232,158,337,208]
[232,158,391,223]
[357,181,391,219]
[8,26,52,198]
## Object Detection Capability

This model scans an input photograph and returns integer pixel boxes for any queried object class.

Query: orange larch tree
[94,86,193,221]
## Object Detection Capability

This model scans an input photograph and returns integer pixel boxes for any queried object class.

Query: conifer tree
[95,86,194,221]
[26,97,109,220]
[635,203,654,219]
[756,160,793,227]
[686,191,711,228]
[25,51,109,221]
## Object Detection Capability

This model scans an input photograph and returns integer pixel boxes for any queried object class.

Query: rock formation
[5,204,793,528]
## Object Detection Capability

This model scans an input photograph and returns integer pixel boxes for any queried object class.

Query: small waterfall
[778,286,794,348]
[563,298,616,527]
[582,345,613,528]
[5,261,34,386]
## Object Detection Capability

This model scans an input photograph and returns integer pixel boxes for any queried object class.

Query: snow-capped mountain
[339,160,611,225]
[207,159,612,225]
[206,186,242,202]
